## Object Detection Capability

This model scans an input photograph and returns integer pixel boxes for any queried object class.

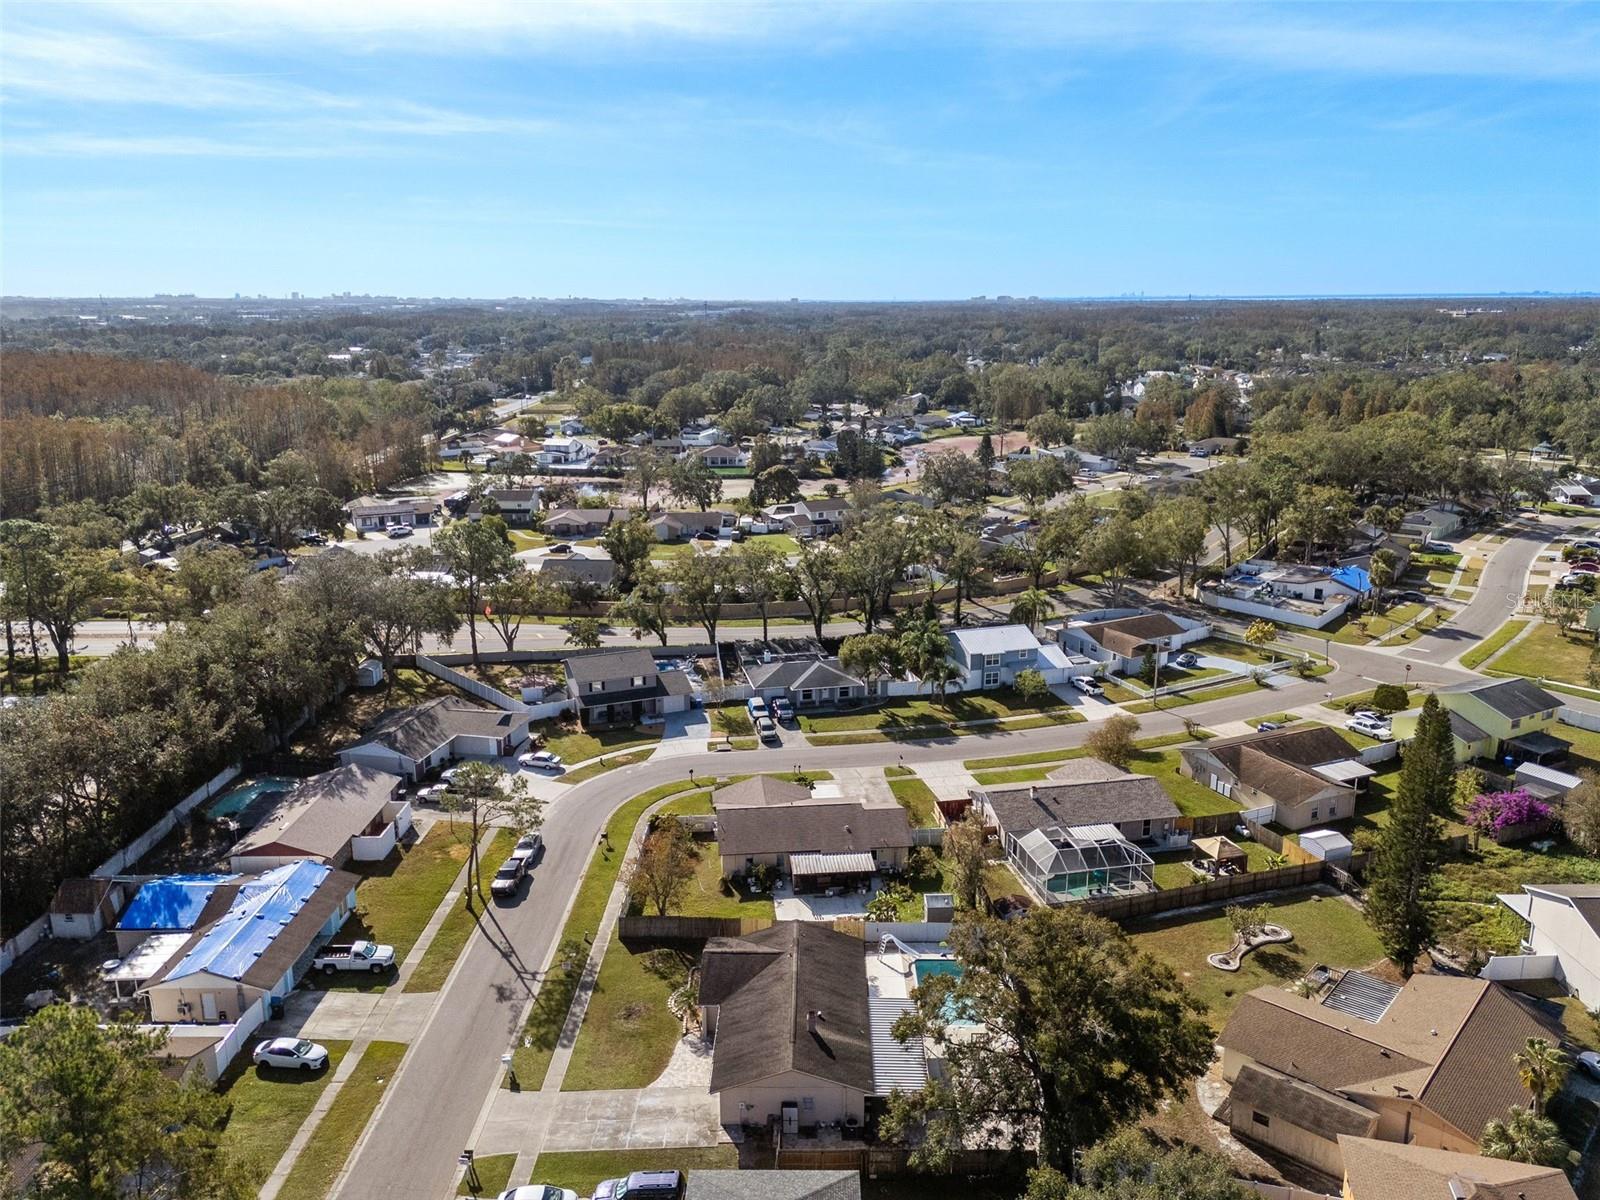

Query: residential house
[562,647,693,728]
[47,877,127,939]
[1493,883,1600,1003]
[766,497,849,538]
[690,445,749,469]
[541,507,635,538]
[712,776,913,889]
[1402,505,1466,542]
[537,436,586,466]
[533,554,618,594]
[699,922,872,1129]
[467,488,541,526]
[801,438,837,458]
[1217,973,1562,1177]
[1338,1135,1577,1200]
[557,417,587,436]
[114,874,237,955]
[1198,561,1369,630]
[344,495,436,532]
[1058,608,1210,675]
[1423,677,1567,763]
[140,862,358,1024]
[337,697,530,781]
[1189,436,1243,456]
[946,624,1071,691]
[687,1172,860,1200]
[972,759,1181,902]
[1552,481,1595,507]
[588,444,631,471]
[1178,725,1374,830]
[229,764,411,873]
[744,656,865,709]
[1068,449,1119,474]
[650,510,736,541]
[912,412,951,430]
[683,426,729,448]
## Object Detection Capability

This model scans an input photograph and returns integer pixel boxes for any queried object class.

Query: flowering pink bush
[1466,787,1553,835]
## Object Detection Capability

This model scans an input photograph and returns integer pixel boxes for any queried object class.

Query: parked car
[1174,651,1199,668]
[1071,676,1103,696]
[1345,714,1393,741]
[1570,539,1600,551]
[1556,573,1590,589]
[1578,1050,1600,1082]
[593,1171,683,1200]
[495,1187,578,1200]
[1572,562,1600,575]
[519,750,563,772]
[415,783,448,803]
[313,941,396,974]
[747,696,770,722]
[384,524,413,539]
[490,855,529,898]
[771,697,795,724]
[1257,720,1285,731]
[546,543,572,555]
[513,832,544,863]
[756,716,780,744]
[253,1037,329,1071]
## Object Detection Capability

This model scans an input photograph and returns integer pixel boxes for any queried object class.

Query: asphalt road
[1398,517,1554,664]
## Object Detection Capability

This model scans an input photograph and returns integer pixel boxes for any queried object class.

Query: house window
[801,1097,815,1112]
[1251,1111,1270,1129]
[1511,717,1522,729]
[590,682,603,693]
[1018,649,1034,662]
[983,671,1001,689]
[1311,808,1319,821]
[631,676,644,687]
[984,653,1001,668]
[1141,819,1152,838]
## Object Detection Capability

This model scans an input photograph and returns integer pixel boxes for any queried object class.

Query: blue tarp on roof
[117,874,235,931]
[164,861,331,983]
[1330,565,1372,594]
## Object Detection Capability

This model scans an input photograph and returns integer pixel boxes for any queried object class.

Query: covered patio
[1192,835,1248,877]
[1506,730,1571,765]
[789,851,876,896]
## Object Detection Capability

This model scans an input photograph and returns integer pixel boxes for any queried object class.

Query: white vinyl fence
[92,763,243,879]
[0,916,50,975]
[1479,953,1560,985]
[414,654,530,714]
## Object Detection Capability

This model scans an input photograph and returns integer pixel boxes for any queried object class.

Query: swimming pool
[911,959,980,1026]
[204,776,294,820]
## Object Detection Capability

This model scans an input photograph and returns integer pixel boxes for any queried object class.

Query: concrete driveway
[653,710,711,758]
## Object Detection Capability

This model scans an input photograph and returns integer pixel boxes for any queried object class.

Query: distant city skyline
[2,0,1596,299]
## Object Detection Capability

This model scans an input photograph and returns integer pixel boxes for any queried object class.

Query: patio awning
[1507,731,1571,761]
[1496,891,1533,921]
[1312,760,1376,784]
[791,851,875,876]
[1193,836,1246,863]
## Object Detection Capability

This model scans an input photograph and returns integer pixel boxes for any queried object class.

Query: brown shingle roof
[1337,1135,1578,1200]
[700,922,872,1093]
[712,776,815,809]
[1077,613,1189,658]
[1191,725,1360,805]
[1229,1063,1378,1138]
[715,802,912,858]
[49,877,118,916]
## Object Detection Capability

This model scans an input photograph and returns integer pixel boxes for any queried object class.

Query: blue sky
[2,1,1596,299]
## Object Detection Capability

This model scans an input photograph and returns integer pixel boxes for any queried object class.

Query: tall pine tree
[1366,693,1448,976]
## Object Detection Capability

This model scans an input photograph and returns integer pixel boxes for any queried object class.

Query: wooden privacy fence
[767,1145,1032,1180]
[618,915,774,941]
[1077,861,1327,922]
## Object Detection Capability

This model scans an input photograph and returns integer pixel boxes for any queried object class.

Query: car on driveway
[1257,720,1285,731]
[519,750,563,772]
[1345,714,1393,741]
[1578,1050,1600,1082]
[253,1037,329,1071]
[1071,676,1103,696]
[384,523,413,539]
[756,715,780,744]
[747,696,770,722]
[594,1171,683,1200]
[1173,651,1199,668]
[313,940,396,974]
[415,782,448,804]
[1572,562,1600,575]
[496,1188,578,1200]
[771,697,795,724]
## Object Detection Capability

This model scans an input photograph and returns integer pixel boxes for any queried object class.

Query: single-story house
[689,445,748,469]
[563,646,693,728]
[229,764,411,873]
[699,922,872,1130]
[683,426,728,448]
[687,1172,860,1200]
[1199,560,1368,630]
[344,495,436,531]
[141,861,358,1024]
[1338,1135,1576,1200]
[541,507,635,538]
[650,510,736,541]
[1552,481,1595,507]
[1189,436,1242,456]
[1426,677,1566,763]
[337,697,530,781]
[1218,973,1562,1177]
[47,877,127,939]
[1178,725,1373,830]
[972,759,1182,902]
[712,777,914,888]
[1058,609,1209,675]
[744,656,866,708]
[1401,505,1465,541]
[534,555,618,593]
[1493,883,1600,1003]
[114,873,237,956]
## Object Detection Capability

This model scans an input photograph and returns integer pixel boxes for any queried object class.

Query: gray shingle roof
[715,802,913,858]
[355,698,520,761]
[563,647,657,684]
[975,762,1178,836]
[1440,676,1561,721]
[688,1171,860,1200]
[232,764,399,859]
[744,657,862,692]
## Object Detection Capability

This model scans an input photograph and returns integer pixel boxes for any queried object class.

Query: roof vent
[1447,1179,1471,1200]
[807,1009,825,1033]
[1030,785,1039,801]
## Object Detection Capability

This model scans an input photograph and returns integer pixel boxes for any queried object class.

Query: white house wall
[1526,895,1600,1002]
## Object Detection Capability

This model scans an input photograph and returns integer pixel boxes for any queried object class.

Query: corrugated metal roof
[791,852,876,876]
[118,874,235,931]
[164,861,331,983]
[1321,970,1401,1024]
[869,998,928,1096]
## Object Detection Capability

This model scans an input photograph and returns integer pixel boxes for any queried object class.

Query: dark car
[593,1171,683,1200]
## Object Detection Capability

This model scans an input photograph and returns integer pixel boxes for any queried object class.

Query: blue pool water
[205,776,294,820]
[912,959,980,1026]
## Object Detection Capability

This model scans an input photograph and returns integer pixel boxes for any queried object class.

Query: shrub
[1370,683,1409,712]
[1465,788,1553,839]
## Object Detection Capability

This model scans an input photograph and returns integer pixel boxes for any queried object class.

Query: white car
[384,524,413,539]
[253,1037,329,1071]
[415,783,448,803]
[1071,676,1103,696]
[496,1187,578,1200]
[1345,715,1393,741]
[519,751,563,771]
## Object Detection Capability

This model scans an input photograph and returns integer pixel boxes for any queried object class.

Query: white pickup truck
[312,940,396,975]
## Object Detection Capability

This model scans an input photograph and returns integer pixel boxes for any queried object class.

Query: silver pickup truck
[312,940,396,975]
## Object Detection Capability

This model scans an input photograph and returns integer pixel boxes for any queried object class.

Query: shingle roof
[1337,1135,1578,1200]
[1229,1063,1378,1138]
[231,764,399,860]
[712,776,815,809]
[536,557,617,587]
[353,698,519,761]
[687,1170,860,1200]
[1447,710,1490,744]
[49,877,118,916]
[744,657,863,693]
[1188,725,1361,805]
[1439,676,1562,721]
[715,801,913,858]
[563,647,657,684]
[975,761,1179,835]
[700,922,872,1094]
[1076,613,1189,658]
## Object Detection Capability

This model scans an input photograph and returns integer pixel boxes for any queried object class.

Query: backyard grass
[334,820,481,967]
[274,1040,408,1200]
[458,1153,515,1196]
[283,668,461,769]
[559,749,656,783]
[531,722,662,764]
[218,1040,353,1185]
[1435,840,1600,958]
[1482,618,1594,687]
[403,829,518,993]
[1460,619,1530,669]
[797,687,1066,734]
[508,779,703,1088]
[1148,841,1283,890]
[888,777,940,826]
[1127,890,1387,1029]
[653,838,775,919]
[526,1149,738,1196]
[562,942,695,1092]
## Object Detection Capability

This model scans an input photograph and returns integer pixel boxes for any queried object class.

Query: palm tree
[923,658,961,707]
[1480,1105,1570,1166]
[1514,1037,1568,1117]
[1009,586,1052,634]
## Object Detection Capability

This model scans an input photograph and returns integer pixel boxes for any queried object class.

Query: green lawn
[403,829,518,993]
[660,840,774,919]
[335,820,481,968]
[559,749,656,783]
[275,1041,408,1200]
[960,733,1196,772]
[1436,840,1600,959]
[531,722,663,764]
[1330,603,1425,645]
[1320,687,1423,712]
[710,705,753,738]
[1123,678,1266,714]
[970,766,1054,786]
[1148,841,1282,890]
[509,780,703,1088]
[1095,679,1144,704]
[889,777,940,826]
[1183,637,1283,666]
[562,941,695,1092]
[1126,749,1242,817]
[526,1149,738,1196]
[458,1153,515,1197]
[1483,619,1594,687]
[1128,890,1387,1029]
[218,1041,353,1185]
[798,687,1067,733]
[1460,619,1530,669]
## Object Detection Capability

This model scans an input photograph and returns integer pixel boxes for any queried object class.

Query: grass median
[458,1153,515,1196]
[1460,618,1529,669]
[403,828,518,993]
[889,776,940,826]
[559,749,656,784]
[274,1040,408,1200]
